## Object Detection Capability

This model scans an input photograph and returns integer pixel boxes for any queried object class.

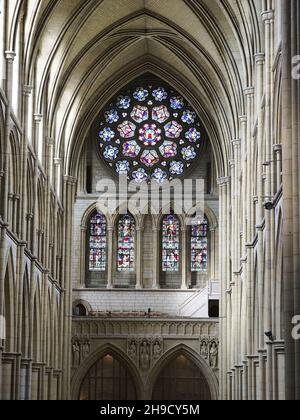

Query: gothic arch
[183,203,219,229]
[111,206,142,231]
[273,51,282,146]
[157,204,185,229]
[7,0,23,51]
[71,343,144,400]
[80,203,114,287]
[81,202,113,231]
[274,206,283,339]
[53,295,61,370]
[31,283,41,363]
[8,129,20,196]
[21,265,30,358]
[147,344,218,400]
[72,300,92,316]
[253,251,260,351]
[3,249,16,352]
[45,289,52,367]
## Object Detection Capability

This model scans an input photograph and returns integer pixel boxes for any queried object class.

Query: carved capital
[261,10,275,23]
[5,51,16,62]
[23,85,33,97]
[217,177,230,187]
[244,87,254,97]
[255,53,265,64]
[231,139,241,148]
[33,113,43,123]
[54,158,62,166]
[273,144,282,153]
[46,137,54,146]
[239,115,247,124]
[26,213,34,221]
[64,176,77,186]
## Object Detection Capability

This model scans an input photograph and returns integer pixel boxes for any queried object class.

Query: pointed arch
[274,206,284,339]
[161,213,181,273]
[46,288,53,367]
[32,281,41,363]
[148,344,218,400]
[71,344,144,400]
[116,213,136,273]
[21,265,30,357]
[3,249,16,352]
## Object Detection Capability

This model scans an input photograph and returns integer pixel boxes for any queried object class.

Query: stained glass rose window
[97,80,204,182]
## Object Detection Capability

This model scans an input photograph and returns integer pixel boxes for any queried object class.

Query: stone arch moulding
[79,202,112,288]
[71,343,145,400]
[274,205,283,339]
[147,343,219,401]
[183,203,219,229]
[72,299,92,316]
[81,202,113,230]
[111,206,142,231]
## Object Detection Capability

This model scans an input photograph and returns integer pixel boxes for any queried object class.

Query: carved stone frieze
[72,336,91,367]
[199,336,219,369]
[127,336,164,370]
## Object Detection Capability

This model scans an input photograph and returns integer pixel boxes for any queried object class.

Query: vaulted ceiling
[6,0,262,177]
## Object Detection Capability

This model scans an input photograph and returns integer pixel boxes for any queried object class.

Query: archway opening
[78,353,137,400]
[73,304,87,317]
[152,354,212,400]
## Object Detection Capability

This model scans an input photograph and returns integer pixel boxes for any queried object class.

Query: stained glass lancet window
[97,79,205,183]
[191,217,208,272]
[162,215,180,272]
[89,213,107,271]
[118,214,135,272]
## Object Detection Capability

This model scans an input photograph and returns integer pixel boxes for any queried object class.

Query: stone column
[2,51,16,223]
[152,228,160,289]
[61,176,77,400]
[217,176,230,400]
[273,144,282,190]
[107,227,114,289]
[262,8,275,401]
[136,227,143,289]
[239,114,248,400]
[13,194,20,234]
[33,114,43,153]
[79,224,87,288]
[15,239,27,399]
[243,86,255,401]
[19,85,32,241]
[0,170,4,218]
[239,115,248,254]
[54,158,62,199]
[32,115,42,259]
[209,227,216,280]
[8,193,14,227]
[181,226,188,290]
[282,0,300,401]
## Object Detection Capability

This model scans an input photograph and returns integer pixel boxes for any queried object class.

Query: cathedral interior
[0,0,300,401]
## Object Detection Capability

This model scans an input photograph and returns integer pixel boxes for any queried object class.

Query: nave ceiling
[5,0,262,177]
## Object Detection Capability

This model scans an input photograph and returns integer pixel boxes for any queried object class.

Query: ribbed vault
[6,0,262,178]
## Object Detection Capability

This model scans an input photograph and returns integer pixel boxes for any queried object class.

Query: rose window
[97,80,204,183]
